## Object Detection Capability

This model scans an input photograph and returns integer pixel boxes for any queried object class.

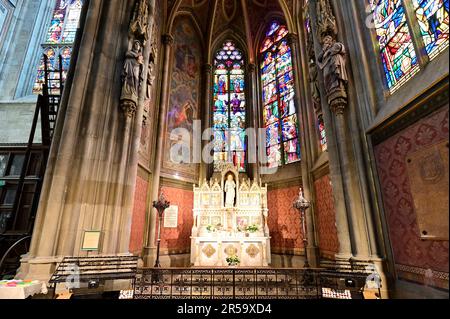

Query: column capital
[247,63,257,73]
[202,63,213,74]
[162,34,174,46]
[286,33,300,46]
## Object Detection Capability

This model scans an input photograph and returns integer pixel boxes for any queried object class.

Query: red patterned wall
[159,186,194,253]
[267,186,304,254]
[374,106,449,286]
[129,176,148,254]
[314,174,339,258]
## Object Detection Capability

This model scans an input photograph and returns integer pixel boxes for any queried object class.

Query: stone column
[199,63,213,182]
[142,34,174,266]
[247,63,260,182]
[121,0,157,254]
[19,0,146,281]
[287,33,319,267]
[308,0,353,260]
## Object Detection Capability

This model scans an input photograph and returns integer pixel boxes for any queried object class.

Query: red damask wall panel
[314,174,339,258]
[267,186,304,254]
[374,106,449,288]
[129,176,148,254]
[159,186,194,253]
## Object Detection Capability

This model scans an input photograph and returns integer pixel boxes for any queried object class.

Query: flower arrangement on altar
[246,224,259,233]
[206,223,223,233]
[226,255,240,266]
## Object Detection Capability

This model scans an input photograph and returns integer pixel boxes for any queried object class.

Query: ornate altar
[191,164,271,267]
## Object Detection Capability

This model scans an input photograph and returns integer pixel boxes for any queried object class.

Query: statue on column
[224,174,236,208]
[316,0,348,115]
[120,40,144,117]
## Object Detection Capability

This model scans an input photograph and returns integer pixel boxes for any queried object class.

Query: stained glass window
[33,0,83,94]
[260,21,301,168]
[213,41,246,172]
[412,0,449,60]
[370,0,420,93]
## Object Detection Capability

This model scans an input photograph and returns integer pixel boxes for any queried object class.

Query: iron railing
[133,268,378,300]
[49,256,139,287]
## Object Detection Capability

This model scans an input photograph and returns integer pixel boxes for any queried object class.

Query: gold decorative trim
[202,244,216,258]
[224,245,238,257]
[246,244,260,258]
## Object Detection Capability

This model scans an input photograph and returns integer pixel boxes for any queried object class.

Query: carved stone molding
[316,0,337,41]
[286,33,299,46]
[121,100,138,118]
[130,0,150,44]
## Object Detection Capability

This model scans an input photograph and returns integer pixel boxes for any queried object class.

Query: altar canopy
[191,165,271,267]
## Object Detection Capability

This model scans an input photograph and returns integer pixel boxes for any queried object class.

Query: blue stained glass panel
[370,0,420,92]
[413,0,449,59]
[266,122,280,146]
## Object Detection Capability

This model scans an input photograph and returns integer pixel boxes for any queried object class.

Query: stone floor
[392,280,449,299]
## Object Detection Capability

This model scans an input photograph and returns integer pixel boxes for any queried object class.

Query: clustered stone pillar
[247,63,261,183]
[143,34,174,267]
[19,0,157,281]
[287,33,319,267]
[123,0,157,254]
[199,63,213,183]
[307,0,358,260]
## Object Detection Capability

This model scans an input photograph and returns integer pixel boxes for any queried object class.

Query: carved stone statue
[120,40,144,117]
[224,174,236,208]
[317,35,348,114]
[146,46,157,100]
[308,59,321,111]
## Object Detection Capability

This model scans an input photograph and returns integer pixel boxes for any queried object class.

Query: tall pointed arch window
[213,41,247,172]
[260,21,301,168]
[33,0,84,94]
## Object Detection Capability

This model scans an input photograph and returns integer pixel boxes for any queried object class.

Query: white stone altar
[191,164,271,267]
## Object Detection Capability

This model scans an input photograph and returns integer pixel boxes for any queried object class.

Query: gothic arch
[168,11,205,51]
[210,30,250,66]
[254,13,288,61]
[277,0,296,33]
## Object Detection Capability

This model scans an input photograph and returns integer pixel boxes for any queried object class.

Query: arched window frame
[212,40,247,172]
[369,0,449,94]
[259,20,301,169]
